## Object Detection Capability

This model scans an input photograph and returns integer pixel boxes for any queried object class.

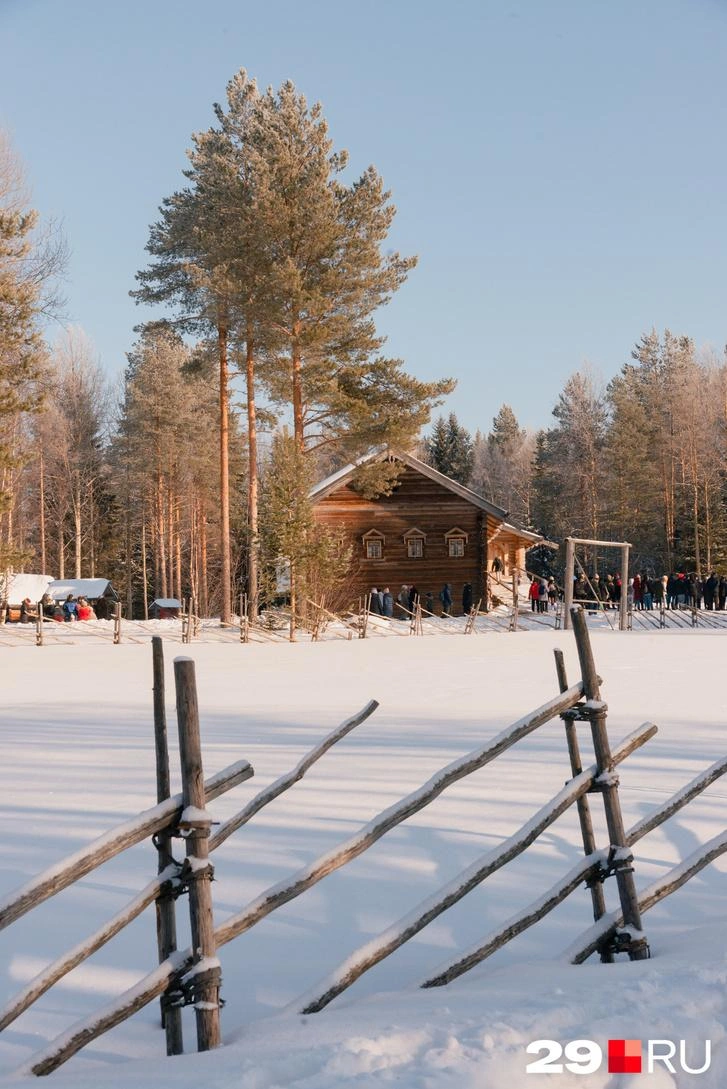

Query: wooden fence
[3,609,727,1075]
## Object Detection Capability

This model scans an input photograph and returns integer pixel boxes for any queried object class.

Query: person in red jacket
[76,597,96,621]
[528,577,540,612]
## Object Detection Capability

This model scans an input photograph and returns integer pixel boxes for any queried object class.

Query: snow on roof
[151,599,181,608]
[48,578,117,601]
[3,573,54,604]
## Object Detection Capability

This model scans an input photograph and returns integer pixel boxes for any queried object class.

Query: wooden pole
[35,602,43,647]
[152,638,183,1054]
[570,607,649,959]
[113,602,121,645]
[563,537,575,629]
[174,657,221,1051]
[553,648,609,954]
[619,543,630,631]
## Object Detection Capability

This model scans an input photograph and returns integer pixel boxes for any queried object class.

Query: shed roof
[4,573,54,604]
[151,599,181,609]
[48,579,118,601]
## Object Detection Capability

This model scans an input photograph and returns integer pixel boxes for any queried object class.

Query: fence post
[35,602,43,647]
[174,657,221,1051]
[240,593,249,644]
[553,648,610,959]
[152,637,184,1055]
[113,602,122,645]
[570,608,649,960]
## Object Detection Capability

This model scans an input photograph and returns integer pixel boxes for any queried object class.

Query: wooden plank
[0,759,253,933]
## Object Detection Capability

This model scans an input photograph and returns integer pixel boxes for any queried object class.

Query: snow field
[0,630,726,1087]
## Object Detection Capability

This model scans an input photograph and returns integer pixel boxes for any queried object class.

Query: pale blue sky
[2,0,727,433]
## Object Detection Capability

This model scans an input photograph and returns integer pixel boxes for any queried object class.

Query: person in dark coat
[382,587,394,618]
[462,582,473,615]
[368,587,381,615]
[704,572,718,610]
[408,585,418,612]
[719,576,727,611]
[439,583,452,616]
[425,591,434,614]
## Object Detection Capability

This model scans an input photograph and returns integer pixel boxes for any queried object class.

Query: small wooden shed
[1,573,54,622]
[48,579,119,620]
[149,598,182,620]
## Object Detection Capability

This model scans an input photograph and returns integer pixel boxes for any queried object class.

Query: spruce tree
[424,413,473,484]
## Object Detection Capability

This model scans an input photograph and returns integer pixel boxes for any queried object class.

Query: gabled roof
[48,578,118,601]
[3,573,54,604]
[310,448,509,520]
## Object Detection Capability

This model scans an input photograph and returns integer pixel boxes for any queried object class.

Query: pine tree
[242,78,453,459]
[0,132,52,573]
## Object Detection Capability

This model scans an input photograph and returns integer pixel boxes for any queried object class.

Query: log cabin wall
[312,465,502,613]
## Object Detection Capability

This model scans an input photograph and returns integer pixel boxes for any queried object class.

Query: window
[362,529,385,560]
[445,527,468,558]
[403,527,426,559]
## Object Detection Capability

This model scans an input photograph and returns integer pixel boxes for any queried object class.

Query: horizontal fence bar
[299,722,656,1011]
[22,681,587,1075]
[0,760,253,934]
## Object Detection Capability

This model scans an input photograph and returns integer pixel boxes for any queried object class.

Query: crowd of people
[569,571,727,610]
[368,582,473,618]
[31,593,97,622]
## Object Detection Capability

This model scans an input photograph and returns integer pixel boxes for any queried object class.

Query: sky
[2,0,727,435]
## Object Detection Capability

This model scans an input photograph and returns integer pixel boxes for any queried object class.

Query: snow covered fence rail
[0,760,254,934]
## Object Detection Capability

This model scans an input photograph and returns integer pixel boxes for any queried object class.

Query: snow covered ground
[0,627,726,1086]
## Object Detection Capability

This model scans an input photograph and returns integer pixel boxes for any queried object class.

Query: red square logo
[608,1039,642,1074]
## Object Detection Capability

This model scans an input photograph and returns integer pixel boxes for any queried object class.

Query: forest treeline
[425,330,727,578]
[3,70,726,618]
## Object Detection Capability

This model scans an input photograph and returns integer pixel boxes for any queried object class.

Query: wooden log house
[311,450,541,613]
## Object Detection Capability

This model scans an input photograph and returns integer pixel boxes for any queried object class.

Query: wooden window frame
[445,527,468,558]
[362,529,385,561]
[403,527,426,560]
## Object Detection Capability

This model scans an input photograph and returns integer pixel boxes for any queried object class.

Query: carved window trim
[403,527,426,559]
[445,527,468,558]
[362,528,385,560]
